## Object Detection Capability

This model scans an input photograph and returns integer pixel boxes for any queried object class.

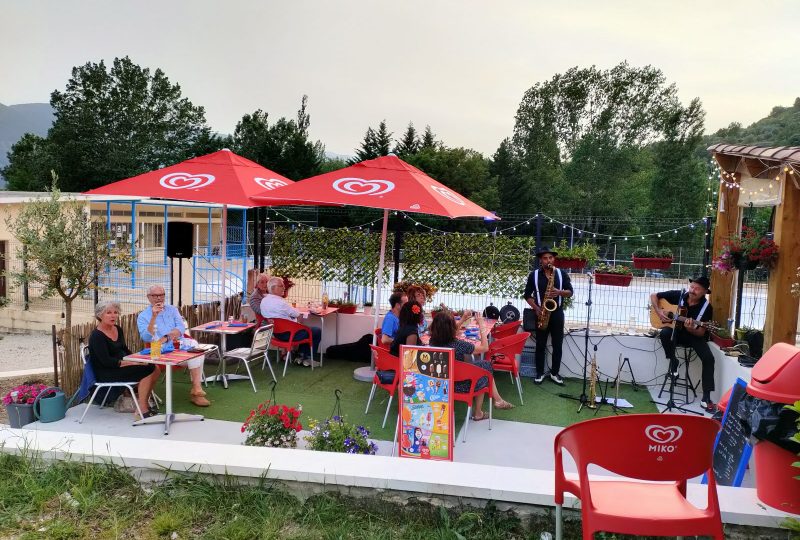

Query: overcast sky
[2,0,798,156]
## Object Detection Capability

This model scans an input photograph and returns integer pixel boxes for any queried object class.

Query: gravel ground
[0,332,55,372]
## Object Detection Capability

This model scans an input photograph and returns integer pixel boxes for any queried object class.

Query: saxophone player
[524,246,574,386]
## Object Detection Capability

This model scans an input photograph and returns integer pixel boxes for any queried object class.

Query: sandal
[471,411,488,422]
[495,400,515,410]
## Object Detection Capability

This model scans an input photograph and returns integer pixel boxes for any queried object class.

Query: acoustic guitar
[649,299,721,333]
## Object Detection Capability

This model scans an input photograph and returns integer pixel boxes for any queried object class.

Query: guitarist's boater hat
[689,276,711,293]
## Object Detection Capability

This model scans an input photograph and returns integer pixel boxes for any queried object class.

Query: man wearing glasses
[260,276,321,367]
[137,285,210,407]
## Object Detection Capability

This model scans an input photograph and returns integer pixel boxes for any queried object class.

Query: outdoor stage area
[0,333,792,535]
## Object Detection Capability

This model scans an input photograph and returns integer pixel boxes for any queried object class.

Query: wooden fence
[59,296,242,395]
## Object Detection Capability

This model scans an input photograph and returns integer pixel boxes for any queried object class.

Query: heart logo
[644,424,683,444]
[254,177,288,190]
[332,177,394,196]
[409,204,421,210]
[160,172,215,190]
[431,185,465,206]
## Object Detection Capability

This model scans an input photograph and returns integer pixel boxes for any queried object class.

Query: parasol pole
[220,204,227,322]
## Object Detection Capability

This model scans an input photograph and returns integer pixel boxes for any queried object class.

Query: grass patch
[159,359,656,441]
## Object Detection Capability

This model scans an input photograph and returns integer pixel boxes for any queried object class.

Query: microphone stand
[651,288,702,415]
[559,273,594,412]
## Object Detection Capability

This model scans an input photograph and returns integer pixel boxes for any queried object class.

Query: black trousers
[659,327,716,395]
[535,309,565,376]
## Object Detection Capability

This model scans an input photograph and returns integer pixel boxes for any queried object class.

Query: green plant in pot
[552,240,599,270]
[632,247,673,270]
[593,263,633,287]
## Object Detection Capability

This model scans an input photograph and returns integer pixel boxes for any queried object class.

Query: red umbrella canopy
[250,155,496,219]
[84,149,293,206]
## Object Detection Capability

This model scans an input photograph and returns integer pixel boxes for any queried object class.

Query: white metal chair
[78,344,146,423]
[220,324,276,392]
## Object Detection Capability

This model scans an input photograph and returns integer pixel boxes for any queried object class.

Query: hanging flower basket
[554,257,587,271]
[594,272,633,287]
[632,257,673,270]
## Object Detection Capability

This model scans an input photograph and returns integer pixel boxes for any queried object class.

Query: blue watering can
[33,386,66,423]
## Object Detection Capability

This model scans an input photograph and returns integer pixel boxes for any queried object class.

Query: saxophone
[587,351,598,409]
[537,264,559,330]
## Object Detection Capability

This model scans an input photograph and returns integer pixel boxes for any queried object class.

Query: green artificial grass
[158,358,657,442]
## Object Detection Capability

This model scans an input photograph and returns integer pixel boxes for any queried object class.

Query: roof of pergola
[707,143,800,179]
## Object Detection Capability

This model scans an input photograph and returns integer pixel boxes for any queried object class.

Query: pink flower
[26,398,35,404]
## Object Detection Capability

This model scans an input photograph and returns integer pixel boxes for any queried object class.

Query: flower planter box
[554,257,587,271]
[335,306,357,314]
[594,272,633,287]
[5,403,35,428]
[632,257,673,270]
[711,334,735,348]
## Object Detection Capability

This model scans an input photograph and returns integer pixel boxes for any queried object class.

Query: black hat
[536,246,558,257]
[689,276,711,293]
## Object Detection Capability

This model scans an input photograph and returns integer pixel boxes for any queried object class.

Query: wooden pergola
[708,144,800,348]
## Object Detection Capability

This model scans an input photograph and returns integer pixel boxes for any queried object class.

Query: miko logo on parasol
[431,185,465,205]
[644,424,683,453]
[332,177,394,196]
[159,172,215,190]
[254,177,288,190]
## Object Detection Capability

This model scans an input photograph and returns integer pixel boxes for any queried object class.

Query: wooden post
[764,169,800,347]
[710,171,741,329]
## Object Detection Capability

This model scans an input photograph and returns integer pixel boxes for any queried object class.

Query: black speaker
[166,222,194,259]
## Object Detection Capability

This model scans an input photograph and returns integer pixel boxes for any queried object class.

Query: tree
[39,56,213,192]
[232,96,324,180]
[352,120,393,163]
[490,138,532,216]
[2,133,55,191]
[5,173,133,338]
[420,125,438,150]
[394,123,420,157]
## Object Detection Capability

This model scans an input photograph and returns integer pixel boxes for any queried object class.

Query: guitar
[649,299,721,333]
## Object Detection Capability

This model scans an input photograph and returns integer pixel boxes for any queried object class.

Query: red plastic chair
[374,327,390,350]
[365,345,401,428]
[452,361,493,442]
[490,320,521,340]
[270,318,315,376]
[554,413,723,540]
[487,331,530,404]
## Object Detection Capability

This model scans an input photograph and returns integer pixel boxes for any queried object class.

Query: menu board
[398,345,454,461]
[708,378,752,487]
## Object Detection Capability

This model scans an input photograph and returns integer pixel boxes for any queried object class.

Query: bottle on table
[322,292,329,309]
[150,339,161,360]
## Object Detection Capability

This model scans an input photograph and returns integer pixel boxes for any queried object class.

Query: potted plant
[3,383,49,428]
[362,301,373,316]
[632,247,673,270]
[329,299,357,314]
[593,263,633,287]
[305,415,378,455]
[711,328,735,348]
[551,240,599,271]
[712,227,779,274]
[242,400,303,448]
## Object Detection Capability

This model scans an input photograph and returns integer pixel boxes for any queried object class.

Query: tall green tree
[420,125,438,150]
[394,123,420,157]
[5,174,133,338]
[232,96,324,180]
[352,120,392,163]
[2,134,55,191]
[41,56,213,191]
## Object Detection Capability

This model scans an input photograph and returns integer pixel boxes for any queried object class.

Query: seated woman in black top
[88,300,161,418]
[428,311,514,421]
[390,300,423,357]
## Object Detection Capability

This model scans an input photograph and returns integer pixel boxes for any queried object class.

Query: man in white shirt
[260,277,321,367]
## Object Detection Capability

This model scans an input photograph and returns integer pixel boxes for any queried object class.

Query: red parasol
[84,149,294,320]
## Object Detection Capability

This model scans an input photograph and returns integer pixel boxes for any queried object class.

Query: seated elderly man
[260,276,322,367]
[137,284,210,407]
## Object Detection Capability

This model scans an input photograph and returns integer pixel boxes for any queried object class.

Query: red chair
[554,413,723,540]
[365,345,401,428]
[374,328,390,350]
[270,318,315,376]
[490,320,521,340]
[487,332,530,404]
[452,361,493,442]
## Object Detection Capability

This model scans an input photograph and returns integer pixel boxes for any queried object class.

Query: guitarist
[649,276,716,412]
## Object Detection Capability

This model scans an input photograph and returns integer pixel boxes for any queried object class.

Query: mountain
[704,97,800,148]
[0,102,55,181]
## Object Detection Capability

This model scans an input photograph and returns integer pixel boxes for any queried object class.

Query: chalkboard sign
[707,378,752,487]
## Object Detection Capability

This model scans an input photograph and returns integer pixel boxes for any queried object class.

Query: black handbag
[522,308,537,332]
